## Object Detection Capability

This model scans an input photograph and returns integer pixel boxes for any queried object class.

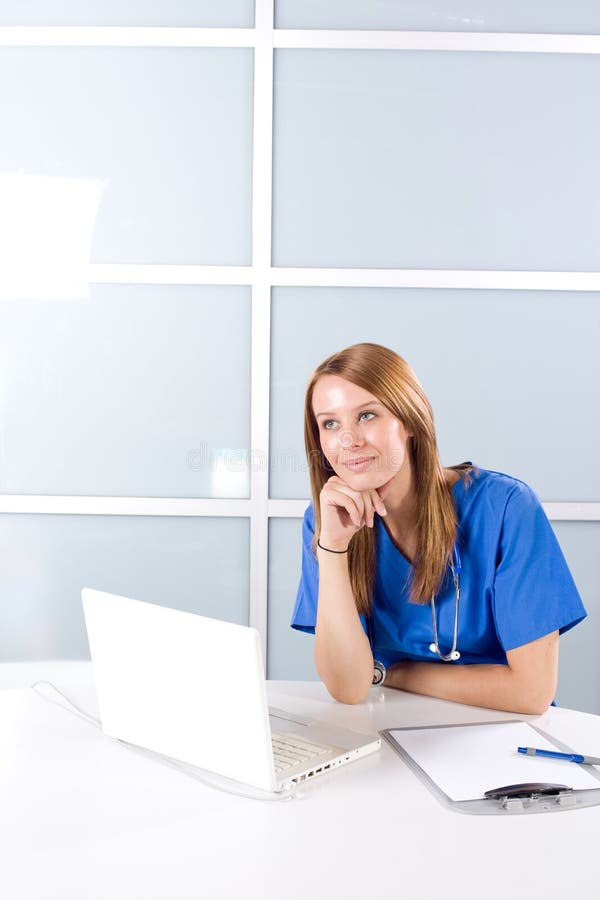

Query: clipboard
[381,720,600,815]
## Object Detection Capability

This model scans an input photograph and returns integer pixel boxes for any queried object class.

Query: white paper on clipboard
[387,721,600,802]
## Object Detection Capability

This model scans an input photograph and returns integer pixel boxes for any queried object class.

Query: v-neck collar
[374,477,465,573]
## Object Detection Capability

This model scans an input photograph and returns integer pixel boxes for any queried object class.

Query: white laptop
[81,588,381,792]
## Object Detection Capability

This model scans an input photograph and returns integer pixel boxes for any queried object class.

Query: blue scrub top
[291,468,586,667]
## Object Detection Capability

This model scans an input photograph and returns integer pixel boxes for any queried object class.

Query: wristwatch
[372,660,386,686]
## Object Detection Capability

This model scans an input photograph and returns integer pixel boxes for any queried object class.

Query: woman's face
[311,374,413,492]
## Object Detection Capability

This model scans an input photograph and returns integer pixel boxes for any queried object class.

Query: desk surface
[2,662,600,900]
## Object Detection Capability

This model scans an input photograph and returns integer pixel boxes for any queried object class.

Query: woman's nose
[339,428,364,449]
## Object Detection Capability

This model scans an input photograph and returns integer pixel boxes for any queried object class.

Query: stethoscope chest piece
[429,642,460,661]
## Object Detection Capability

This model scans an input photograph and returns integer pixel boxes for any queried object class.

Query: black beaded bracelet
[317,539,349,554]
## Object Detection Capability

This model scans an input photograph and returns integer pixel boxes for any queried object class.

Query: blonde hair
[304,342,461,612]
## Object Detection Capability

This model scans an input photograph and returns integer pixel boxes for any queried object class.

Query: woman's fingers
[322,484,364,529]
[321,477,385,530]
[371,489,387,518]
[323,479,366,523]
[360,491,376,528]
[361,491,385,528]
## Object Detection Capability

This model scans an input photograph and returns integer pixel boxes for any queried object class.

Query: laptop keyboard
[271,732,338,774]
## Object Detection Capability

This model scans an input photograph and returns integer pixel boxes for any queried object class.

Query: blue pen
[518,746,600,766]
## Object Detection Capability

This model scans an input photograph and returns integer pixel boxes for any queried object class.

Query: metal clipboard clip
[483,782,576,811]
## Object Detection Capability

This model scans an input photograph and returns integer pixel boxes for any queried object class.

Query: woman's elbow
[506,632,558,716]
[326,682,371,705]
[316,662,372,704]
[518,695,553,716]
[314,649,373,704]
[512,678,556,716]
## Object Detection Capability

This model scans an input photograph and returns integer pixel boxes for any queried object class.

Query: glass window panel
[273,50,600,270]
[0,1,254,27]
[267,518,316,680]
[270,287,600,502]
[0,48,253,265]
[275,1,600,34]
[0,285,251,498]
[549,523,600,716]
[0,515,249,660]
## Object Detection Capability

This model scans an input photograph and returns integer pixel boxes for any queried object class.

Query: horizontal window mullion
[0,497,251,516]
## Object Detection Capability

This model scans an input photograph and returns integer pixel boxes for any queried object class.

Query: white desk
[2,662,600,900]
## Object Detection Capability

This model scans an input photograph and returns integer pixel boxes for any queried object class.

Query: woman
[291,343,586,713]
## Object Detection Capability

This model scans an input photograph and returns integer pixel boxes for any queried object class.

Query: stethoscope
[429,544,462,662]
[369,542,462,665]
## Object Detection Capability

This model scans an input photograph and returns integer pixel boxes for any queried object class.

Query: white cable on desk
[32,680,103,728]
[31,681,301,803]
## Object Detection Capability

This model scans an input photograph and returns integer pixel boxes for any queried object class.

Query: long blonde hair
[304,343,461,612]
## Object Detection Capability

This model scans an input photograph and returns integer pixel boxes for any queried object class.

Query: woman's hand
[318,476,387,550]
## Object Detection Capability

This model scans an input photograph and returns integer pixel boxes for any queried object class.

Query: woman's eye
[359,411,375,422]
[323,420,337,430]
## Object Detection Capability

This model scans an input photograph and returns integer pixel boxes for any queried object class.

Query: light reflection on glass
[209,448,249,498]
[0,171,105,301]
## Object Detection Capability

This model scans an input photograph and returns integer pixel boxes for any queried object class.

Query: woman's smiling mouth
[343,456,377,472]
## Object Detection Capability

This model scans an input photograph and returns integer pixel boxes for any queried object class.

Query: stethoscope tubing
[429,543,462,662]
[369,543,462,665]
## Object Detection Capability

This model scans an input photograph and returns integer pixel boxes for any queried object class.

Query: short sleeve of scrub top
[291,503,320,634]
[490,477,585,650]
[290,468,586,667]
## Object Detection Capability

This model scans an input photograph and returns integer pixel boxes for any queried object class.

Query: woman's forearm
[314,548,373,704]
[385,636,558,715]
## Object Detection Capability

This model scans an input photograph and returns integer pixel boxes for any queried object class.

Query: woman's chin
[341,468,395,491]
